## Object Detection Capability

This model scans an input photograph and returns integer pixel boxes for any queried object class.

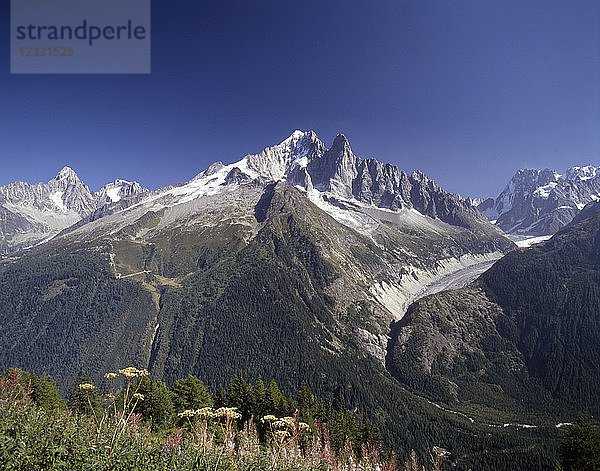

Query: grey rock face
[246,130,326,182]
[224,167,253,186]
[0,167,147,252]
[478,166,600,235]
[96,180,148,207]
[50,167,97,215]
[277,133,493,232]
[0,206,34,252]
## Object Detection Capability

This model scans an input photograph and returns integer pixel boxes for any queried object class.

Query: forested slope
[0,182,559,469]
[389,211,600,419]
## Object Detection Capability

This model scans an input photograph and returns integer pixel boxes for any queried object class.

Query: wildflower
[119,367,142,378]
[178,409,197,418]
[196,407,214,418]
[262,414,277,423]
[133,393,144,401]
[273,417,295,429]
[78,383,95,390]
[299,422,310,432]
[104,372,118,379]
[104,393,116,400]
[127,412,142,430]
[164,429,184,453]
[214,407,241,420]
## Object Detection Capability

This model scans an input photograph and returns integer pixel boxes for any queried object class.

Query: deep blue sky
[1,0,599,197]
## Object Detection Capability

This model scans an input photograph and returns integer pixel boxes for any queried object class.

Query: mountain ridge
[0,167,148,253]
[1,131,509,253]
[477,165,600,235]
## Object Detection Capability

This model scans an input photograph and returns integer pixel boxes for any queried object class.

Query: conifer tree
[31,373,65,410]
[560,413,600,471]
[136,376,174,429]
[226,375,253,421]
[252,376,267,418]
[172,375,212,413]
[265,379,288,416]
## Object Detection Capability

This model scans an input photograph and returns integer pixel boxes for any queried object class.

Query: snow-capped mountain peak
[565,165,599,181]
[478,164,600,235]
[279,129,308,147]
[244,130,325,181]
[49,166,84,188]
[96,179,147,205]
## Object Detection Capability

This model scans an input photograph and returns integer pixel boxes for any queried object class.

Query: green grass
[0,368,404,471]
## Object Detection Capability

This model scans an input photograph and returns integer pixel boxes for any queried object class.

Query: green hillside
[389,212,600,422]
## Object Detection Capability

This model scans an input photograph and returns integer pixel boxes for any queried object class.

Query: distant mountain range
[0,167,146,252]
[477,165,600,236]
[1,131,508,254]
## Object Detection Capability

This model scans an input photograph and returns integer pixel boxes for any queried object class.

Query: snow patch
[509,235,552,248]
[565,165,599,181]
[49,191,65,211]
[294,155,309,168]
[106,187,122,203]
[533,182,557,199]
[280,130,305,146]
[156,157,259,205]
[305,189,379,234]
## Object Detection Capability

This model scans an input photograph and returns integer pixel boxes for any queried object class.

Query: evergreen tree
[172,375,212,413]
[136,376,174,430]
[296,382,317,428]
[12,370,65,411]
[252,376,267,418]
[560,413,600,471]
[31,374,65,410]
[226,375,254,421]
[264,379,288,416]
[213,384,226,408]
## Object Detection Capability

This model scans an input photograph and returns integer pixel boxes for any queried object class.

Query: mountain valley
[1,131,596,469]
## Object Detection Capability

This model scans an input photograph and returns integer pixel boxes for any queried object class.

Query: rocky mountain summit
[96,179,147,206]
[0,167,147,252]
[241,131,493,234]
[477,165,600,235]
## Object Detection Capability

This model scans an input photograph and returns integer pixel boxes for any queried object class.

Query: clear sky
[1,0,599,198]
